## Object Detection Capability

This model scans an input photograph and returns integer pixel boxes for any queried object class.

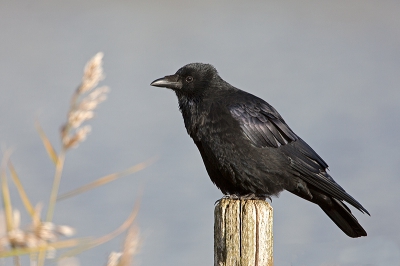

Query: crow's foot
[237,193,271,200]
[215,194,271,204]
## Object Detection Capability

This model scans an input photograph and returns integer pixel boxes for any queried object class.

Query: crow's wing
[229,100,298,148]
[229,96,369,214]
[228,98,328,168]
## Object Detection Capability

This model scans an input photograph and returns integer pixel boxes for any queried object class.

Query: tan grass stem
[45,149,66,223]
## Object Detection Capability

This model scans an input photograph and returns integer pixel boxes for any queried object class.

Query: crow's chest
[182,103,238,142]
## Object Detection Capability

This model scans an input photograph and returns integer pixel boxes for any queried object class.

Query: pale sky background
[1,1,399,265]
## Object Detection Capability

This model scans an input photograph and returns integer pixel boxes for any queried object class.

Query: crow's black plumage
[151,63,369,238]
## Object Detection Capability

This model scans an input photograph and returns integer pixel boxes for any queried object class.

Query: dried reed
[0,53,146,265]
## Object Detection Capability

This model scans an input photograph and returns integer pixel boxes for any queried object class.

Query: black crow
[151,63,369,237]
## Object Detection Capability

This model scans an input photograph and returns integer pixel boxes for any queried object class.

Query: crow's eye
[185,76,193,83]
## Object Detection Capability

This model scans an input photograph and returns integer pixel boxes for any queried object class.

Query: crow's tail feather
[318,197,367,238]
[287,186,367,238]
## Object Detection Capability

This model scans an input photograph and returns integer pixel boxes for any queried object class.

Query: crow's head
[150,63,221,98]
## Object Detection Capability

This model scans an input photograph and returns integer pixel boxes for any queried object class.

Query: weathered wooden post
[214,198,273,266]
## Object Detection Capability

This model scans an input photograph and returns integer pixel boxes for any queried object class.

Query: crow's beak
[150,74,182,90]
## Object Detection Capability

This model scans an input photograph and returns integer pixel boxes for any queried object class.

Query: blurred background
[1,0,399,265]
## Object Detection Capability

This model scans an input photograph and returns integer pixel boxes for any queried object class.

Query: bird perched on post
[151,63,369,238]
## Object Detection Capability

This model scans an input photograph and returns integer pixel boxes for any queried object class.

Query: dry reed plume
[61,52,109,150]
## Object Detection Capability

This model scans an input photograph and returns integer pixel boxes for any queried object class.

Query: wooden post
[214,198,273,266]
